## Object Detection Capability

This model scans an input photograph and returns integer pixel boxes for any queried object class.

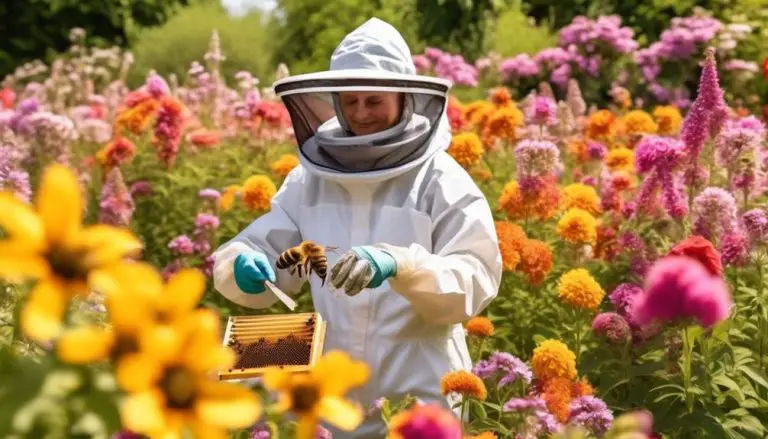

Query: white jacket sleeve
[212,168,306,309]
[379,165,502,326]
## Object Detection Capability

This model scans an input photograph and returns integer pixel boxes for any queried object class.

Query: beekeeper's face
[338,91,403,136]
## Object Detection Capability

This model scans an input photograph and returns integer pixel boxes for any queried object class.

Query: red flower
[763,58,768,79]
[667,235,723,277]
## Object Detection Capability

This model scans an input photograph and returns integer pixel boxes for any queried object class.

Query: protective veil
[212,17,502,438]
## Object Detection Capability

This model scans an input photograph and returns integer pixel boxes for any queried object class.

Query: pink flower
[633,256,732,328]
[720,230,750,267]
[526,96,558,126]
[592,312,631,344]
[195,213,220,230]
[168,235,195,256]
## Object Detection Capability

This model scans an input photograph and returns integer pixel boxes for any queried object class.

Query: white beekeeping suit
[212,17,502,438]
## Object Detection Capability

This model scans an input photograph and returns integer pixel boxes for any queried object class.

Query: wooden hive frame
[218,312,327,381]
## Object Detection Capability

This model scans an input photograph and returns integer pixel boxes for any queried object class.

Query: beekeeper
[212,17,502,438]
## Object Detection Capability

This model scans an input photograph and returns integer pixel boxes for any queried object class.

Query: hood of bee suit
[273,17,453,184]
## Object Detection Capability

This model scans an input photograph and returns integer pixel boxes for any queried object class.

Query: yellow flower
[556,207,597,245]
[604,147,634,173]
[653,105,683,135]
[218,184,241,212]
[464,101,494,129]
[557,268,605,310]
[465,316,495,337]
[482,105,524,147]
[0,164,142,343]
[270,153,300,178]
[465,433,498,439]
[263,351,370,439]
[448,132,484,169]
[531,339,577,382]
[621,110,657,138]
[440,370,487,400]
[241,175,276,211]
[118,309,260,439]
[586,110,616,142]
[562,183,601,215]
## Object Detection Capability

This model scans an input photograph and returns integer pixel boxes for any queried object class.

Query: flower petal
[262,369,293,392]
[20,280,68,343]
[56,325,114,364]
[317,396,364,431]
[195,381,262,428]
[296,416,320,439]
[139,324,185,365]
[89,261,163,299]
[76,225,143,267]
[161,269,206,317]
[187,421,228,439]
[183,343,235,374]
[0,241,50,282]
[35,164,83,245]
[314,351,370,397]
[120,389,168,434]
[0,193,46,250]
[116,352,165,393]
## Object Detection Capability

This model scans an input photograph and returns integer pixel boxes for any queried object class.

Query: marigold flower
[448,132,484,168]
[557,207,597,245]
[531,339,577,382]
[96,136,137,169]
[218,184,241,212]
[270,153,300,178]
[241,175,276,211]
[465,432,497,439]
[517,239,554,286]
[114,98,160,135]
[572,378,594,397]
[563,183,601,215]
[558,268,605,310]
[567,139,590,163]
[488,87,513,108]
[586,109,617,142]
[605,147,634,173]
[653,105,683,135]
[464,101,494,129]
[621,110,658,138]
[482,106,524,148]
[495,220,527,271]
[542,377,573,423]
[440,370,487,400]
[498,179,561,221]
[465,316,495,337]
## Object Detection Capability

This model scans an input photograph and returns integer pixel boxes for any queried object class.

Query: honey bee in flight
[276,241,338,286]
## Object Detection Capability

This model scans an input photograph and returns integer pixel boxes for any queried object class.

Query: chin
[350,124,383,136]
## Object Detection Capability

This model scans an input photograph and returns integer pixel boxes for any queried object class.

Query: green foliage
[489,1,558,56]
[414,0,503,60]
[128,2,274,87]
[267,0,423,75]
[0,0,195,78]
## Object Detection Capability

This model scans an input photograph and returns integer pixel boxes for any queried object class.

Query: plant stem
[682,326,694,414]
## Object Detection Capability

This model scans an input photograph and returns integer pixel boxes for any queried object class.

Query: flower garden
[1,8,768,439]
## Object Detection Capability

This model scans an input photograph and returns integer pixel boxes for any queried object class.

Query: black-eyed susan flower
[263,350,370,439]
[0,164,142,343]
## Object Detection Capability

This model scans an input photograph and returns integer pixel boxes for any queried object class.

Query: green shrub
[127,2,274,87]
[489,2,558,57]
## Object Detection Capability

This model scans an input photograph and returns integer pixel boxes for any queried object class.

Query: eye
[366,98,382,106]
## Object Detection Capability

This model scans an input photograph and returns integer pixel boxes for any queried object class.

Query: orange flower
[218,184,241,212]
[495,221,527,271]
[241,176,276,211]
[463,101,494,130]
[542,377,573,422]
[465,433,497,439]
[465,316,495,337]
[186,128,221,148]
[517,239,554,286]
[115,98,160,135]
[440,370,487,400]
[531,339,577,382]
[498,179,561,221]
[470,166,493,182]
[488,87,513,108]
[586,110,617,143]
[448,133,484,169]
[567,139,590,163]
[482,105,524,148]
[571,377,594,397]
[270,154,300,178]
[96,137,136,168]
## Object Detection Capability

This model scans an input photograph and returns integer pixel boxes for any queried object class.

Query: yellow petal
[116,352,164,393]
[139,325,184,364]
[296,416,320,439]
[56,325,114,364]
[120,389,168,433]
[195,380,263,428]
[20,280,68,343]
[317,396,364,431]
[314,351,370,397]
[89,262,163,299]
[188,421,228,439]
[0,242,50,282]
[35,164,83,245]
[105,290,153,333]
[0,193,46,251]
[262,369,293,392]
[184,343,235,373]
[161,269,206,317]
[76,225,143,267]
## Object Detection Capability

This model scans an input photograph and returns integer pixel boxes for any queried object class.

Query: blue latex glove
[233,250,276,294]
[330,246,397,296]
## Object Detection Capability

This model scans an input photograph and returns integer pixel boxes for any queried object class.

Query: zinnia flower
[387,403,462,439]
[531,339,577,382]
[556,208,597,245]
[592,312,631,344]
[242,175,276,211]
[557,268,605,310]
[440,370,487,400]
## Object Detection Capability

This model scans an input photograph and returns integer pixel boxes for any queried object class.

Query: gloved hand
[233,250,276,294]
[330,246,397,296]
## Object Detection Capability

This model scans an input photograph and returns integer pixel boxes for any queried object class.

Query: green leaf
[712,375,745,402]
[741,366,768,392]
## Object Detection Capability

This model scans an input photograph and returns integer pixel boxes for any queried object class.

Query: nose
[351,102,371,121]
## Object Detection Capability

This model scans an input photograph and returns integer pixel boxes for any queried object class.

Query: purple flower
[146,73,170,98]
[499,54,540,81]
[720,230,750,267]
[162,259,183,281]
[586,140,607,160]
[130,180,153,197]
[250,423,271,439]
[199,188,221,200]
[195,213,220,230]
[112,430,145,439]
[568,396,614,436]
[315,425,333,439]
[367,397,386,416]
[681,48,726,160]
[472,351,532,387]
[609,283,643,315]
[503,397,546,413]
[592,312,632,344]
[634,136,685,173]
[168,235,195,256]
[515,139,561,179]
[742,209,768,243]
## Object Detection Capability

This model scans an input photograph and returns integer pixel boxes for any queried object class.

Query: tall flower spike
[681,47,726,160]
[538,81,555,100]
[566,79,586,118]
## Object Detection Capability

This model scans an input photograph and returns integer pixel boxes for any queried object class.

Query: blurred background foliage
[3,0,768,88]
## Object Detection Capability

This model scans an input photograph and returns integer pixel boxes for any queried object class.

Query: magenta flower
[195,213,220,230]
[632,256,732,328]
[503,397,546,413]
[631,136,687,218]
[742,209,768,243]
[720,230,750,267]
[130,180,153,198]
[98,168,135,227]
[526,96,558,126]
[680,47,726,161]
[168,235,195,256]
[592,312,631,344]
[609,283,643,315]
[146,72,170,98]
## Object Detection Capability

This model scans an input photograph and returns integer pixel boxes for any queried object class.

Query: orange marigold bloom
[440,370,487,400]
[653,105,683,135]
[96,136,136,168]
[517,239,554,286]
[557,207,598,245]
[187,128,221,148]
[488,87,513,108]
[531,339,577,382]
[586,109,617,143]
[465,433,497,439]
[604,147,634,173]
[482,105,524,148]
[114,98,160,135]
[465,316,495,337]
[495,220,527,271]
[567,139,590,163]
[557,268,605,310]
[463,101,494,130]
[270,153,300,178]
[218,184,241,212]
[542,377,574,423]
[571,377,594,397]
[498,179,561,221]
[448,132,484,169]
[241,175,276,211]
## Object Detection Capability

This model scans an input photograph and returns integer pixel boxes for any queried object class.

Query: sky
[220,0,276,16]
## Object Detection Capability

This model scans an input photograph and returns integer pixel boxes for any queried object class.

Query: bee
[276,241,338,286]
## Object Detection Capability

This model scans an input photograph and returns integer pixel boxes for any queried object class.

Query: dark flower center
[290,383,320,413]
[47,246,88,281]
[110,334,140,362]
[160,367,196,410]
